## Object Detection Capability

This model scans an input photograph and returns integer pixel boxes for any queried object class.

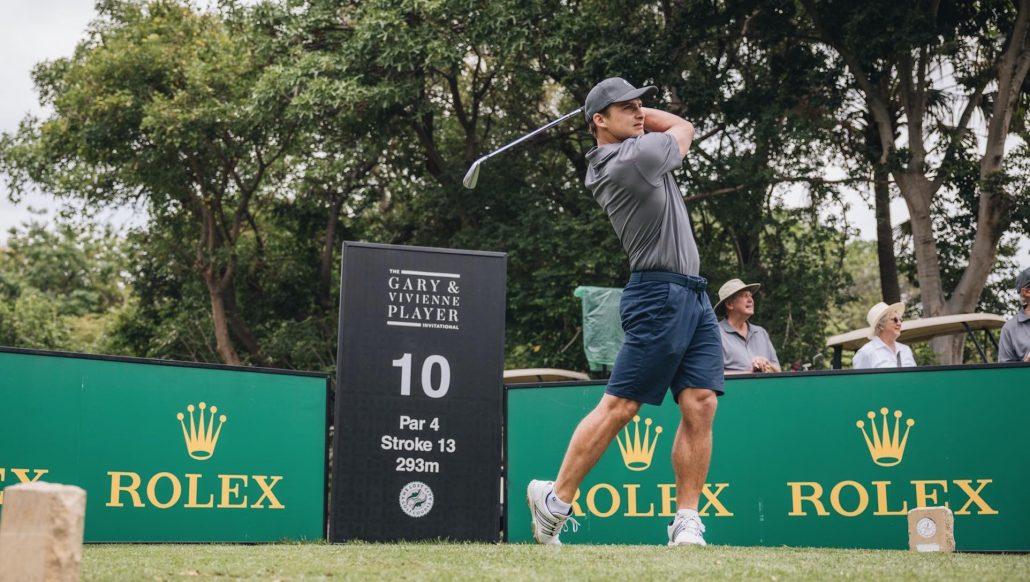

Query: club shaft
[479,108,583,162]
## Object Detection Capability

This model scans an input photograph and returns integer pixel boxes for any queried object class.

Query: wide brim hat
[866,301,905,339]
[714,278,761,315]
[584,77,658,123]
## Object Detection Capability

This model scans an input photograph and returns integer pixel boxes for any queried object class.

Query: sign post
[331,242,506,542]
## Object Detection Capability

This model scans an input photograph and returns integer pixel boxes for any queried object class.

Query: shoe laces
[673,514,705,537]
[538,509,580,537]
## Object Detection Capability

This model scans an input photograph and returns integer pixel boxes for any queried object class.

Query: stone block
[0,482,86,581]
[908,506,955,552]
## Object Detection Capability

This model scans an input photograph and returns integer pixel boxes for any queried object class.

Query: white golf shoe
[526,479,576,545]
[668,511,707,546]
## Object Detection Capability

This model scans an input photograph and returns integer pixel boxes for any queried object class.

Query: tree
[0,217,130,351]
[3,0,899,374]
[800,0,1030,363]
[283,0,860,369]
[283,0,634,369]
[0,0,302,364]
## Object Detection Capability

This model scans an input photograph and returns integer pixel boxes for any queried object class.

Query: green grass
[82,543,1030,581]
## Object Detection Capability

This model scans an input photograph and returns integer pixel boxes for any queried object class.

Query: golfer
[528,78,723,546]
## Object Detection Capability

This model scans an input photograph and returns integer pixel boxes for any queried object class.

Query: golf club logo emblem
[399,481,434,518]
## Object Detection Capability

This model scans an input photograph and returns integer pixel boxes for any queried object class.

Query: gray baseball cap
[1016,267,1030,292]
[584,77,657,123]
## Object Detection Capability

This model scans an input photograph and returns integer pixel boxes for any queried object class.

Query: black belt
[630,271,707,293]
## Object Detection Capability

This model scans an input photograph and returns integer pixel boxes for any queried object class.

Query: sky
[1,1,1027,269]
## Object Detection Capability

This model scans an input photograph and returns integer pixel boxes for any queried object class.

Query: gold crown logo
[176,402,227,460]
[617,415,663,471]
[856,407,915,467]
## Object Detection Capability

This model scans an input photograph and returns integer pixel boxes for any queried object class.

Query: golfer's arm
[642,107,694,157]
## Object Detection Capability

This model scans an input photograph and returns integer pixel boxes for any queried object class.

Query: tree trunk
[928,0,1029,364]
[203,269,241,365]
[223,285,261,357]
[192,196,243,366]
[894,175,944,312]
[930,334,967,366]
[872,166,900,304]
[894,173,955,365]
[319,196,344,312]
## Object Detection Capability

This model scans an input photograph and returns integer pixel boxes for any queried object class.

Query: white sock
[676,508,699,520]
[546,490,572,515]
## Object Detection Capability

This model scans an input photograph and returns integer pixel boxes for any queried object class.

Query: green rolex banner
[0,348,328,542]
[506,364,1030,550]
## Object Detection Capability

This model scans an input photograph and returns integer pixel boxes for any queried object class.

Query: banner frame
[0,345,332,542]
[503,361,1030,547]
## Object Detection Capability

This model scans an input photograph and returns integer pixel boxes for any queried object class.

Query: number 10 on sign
[392,354,450,398]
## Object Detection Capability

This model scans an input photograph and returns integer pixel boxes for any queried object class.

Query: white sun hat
[714,278,761,314]
[866,301,905,338]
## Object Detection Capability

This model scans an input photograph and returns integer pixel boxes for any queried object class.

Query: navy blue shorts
[605,271,725,405]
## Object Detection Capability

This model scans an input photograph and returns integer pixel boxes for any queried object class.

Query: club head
[462,158,483,189]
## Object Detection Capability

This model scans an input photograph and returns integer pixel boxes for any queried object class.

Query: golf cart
[825,312,1007,369]
[503,368,591,384]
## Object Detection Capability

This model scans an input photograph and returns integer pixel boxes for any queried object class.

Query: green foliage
[0,218,130,351]
[0,288,70,349]
[2,221,126,315]
[282,0,859,372]
[1,0,1023,374]
[826,241,883,335]
[0,0,313,364]
[97,214,220,361]
[799,0,1030,364]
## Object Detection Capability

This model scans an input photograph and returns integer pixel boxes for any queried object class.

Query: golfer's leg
[553,394,640,503]
[671,388,717,510]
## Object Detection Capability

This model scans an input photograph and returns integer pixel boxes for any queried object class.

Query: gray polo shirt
[999,307,1030,362]
[585,132,700,276]
[719,318,780,372]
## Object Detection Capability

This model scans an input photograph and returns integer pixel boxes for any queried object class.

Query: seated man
[714,279,780,374]
[998,267,1030,363]
[853,301,916,368]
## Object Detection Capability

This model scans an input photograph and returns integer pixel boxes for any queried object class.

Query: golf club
[462,107,583,189]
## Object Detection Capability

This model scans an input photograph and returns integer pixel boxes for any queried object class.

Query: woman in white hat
[852,301,917,369]
[714,279,780,373]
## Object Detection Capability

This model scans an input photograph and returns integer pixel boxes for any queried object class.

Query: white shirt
[852,337,917,369]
